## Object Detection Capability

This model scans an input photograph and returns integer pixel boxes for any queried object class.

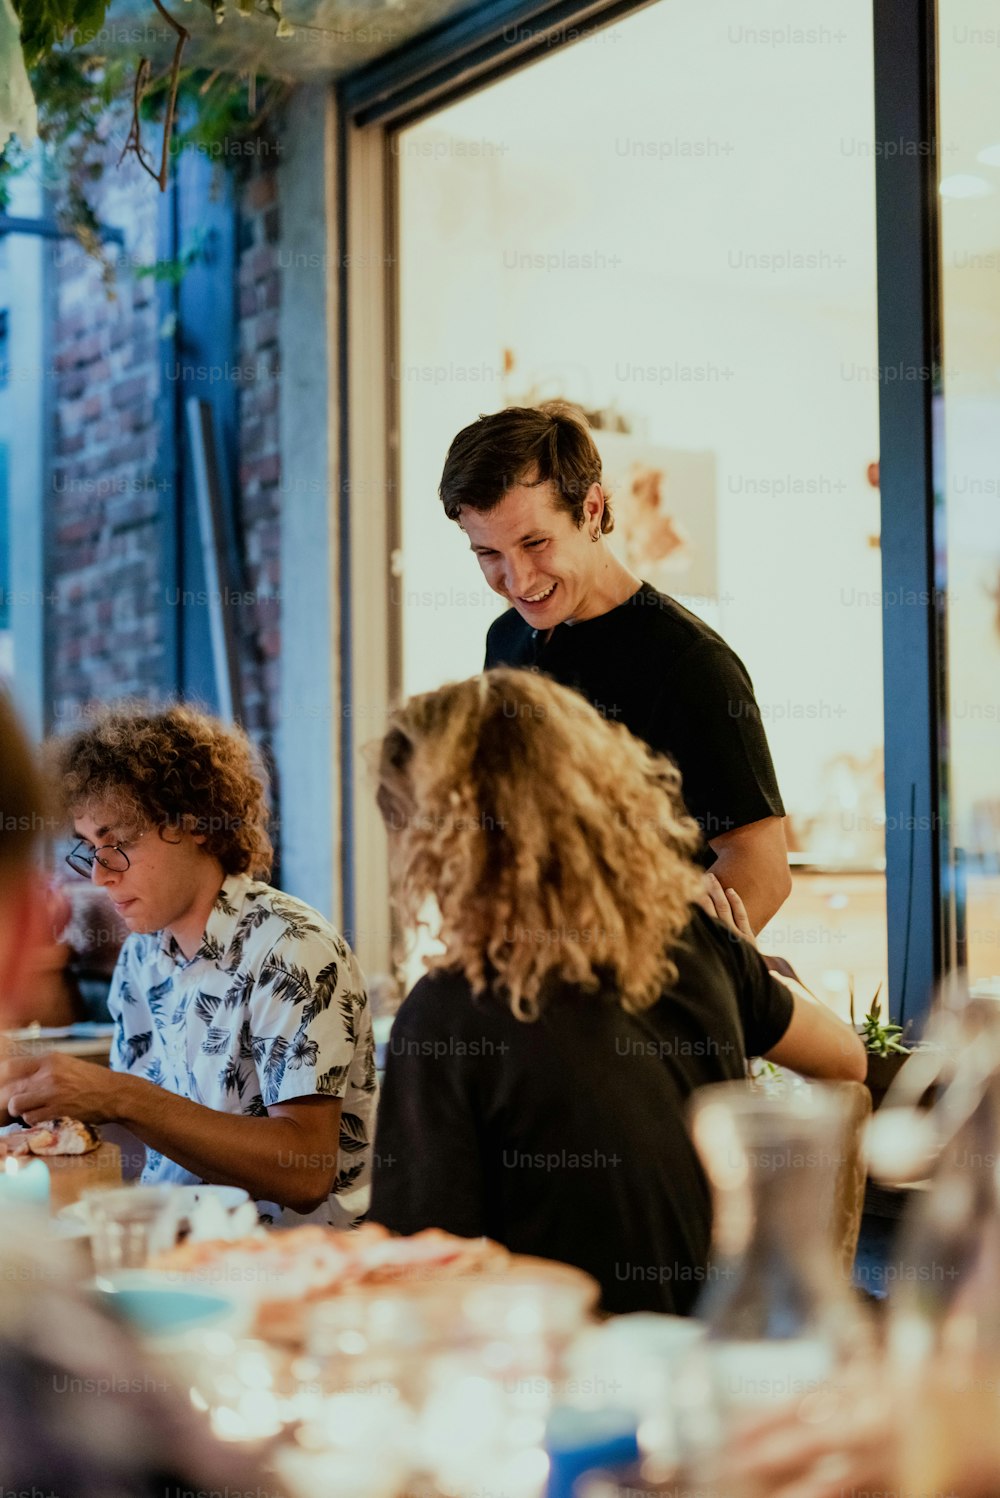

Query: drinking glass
[83,1184,185,1276]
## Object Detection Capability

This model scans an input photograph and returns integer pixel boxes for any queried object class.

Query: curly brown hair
[439,400,615,535]
[375,669,704,1020]
[45,703,273,879]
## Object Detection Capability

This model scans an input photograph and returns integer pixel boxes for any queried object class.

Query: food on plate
[155,1221,508,1286]
[0,1117,100,1157]
[152,1223,510,1339]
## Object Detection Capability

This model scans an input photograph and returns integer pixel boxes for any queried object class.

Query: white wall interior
[396,0,884,859]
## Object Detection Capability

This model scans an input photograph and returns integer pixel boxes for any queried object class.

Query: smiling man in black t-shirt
[438,400,792,933]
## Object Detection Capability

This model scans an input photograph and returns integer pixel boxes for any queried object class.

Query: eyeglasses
[66,830,147,879]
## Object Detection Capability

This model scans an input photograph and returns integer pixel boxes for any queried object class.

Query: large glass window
[394,0,885,1014]
[938,0,1000,990]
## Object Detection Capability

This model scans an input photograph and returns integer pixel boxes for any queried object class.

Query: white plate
[47,1214,95,1241]
[58,1183,251,1225]
[4,1026,74,1040]
[173,1185,251,1212]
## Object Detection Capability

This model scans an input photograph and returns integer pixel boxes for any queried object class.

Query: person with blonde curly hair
[370,671,864,1312]
[0,702,377,1226]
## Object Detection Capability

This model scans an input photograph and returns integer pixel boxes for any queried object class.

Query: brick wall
[46,148,285,752]
[48,181,163,725]
[234,162,282,741]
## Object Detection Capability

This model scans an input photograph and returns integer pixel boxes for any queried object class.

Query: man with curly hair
[0,703,377,1226]
[0,690,283,1498]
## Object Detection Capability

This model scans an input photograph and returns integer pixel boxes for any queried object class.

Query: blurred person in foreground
[0,688,277,1498]
[11,879,130,1025]
[369,670,865,1313]
[715,1362,1000,1498]
[0,695,51,1021]
[0,701,377,1225]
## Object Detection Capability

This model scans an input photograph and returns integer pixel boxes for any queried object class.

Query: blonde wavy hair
[45,702,273,879]
[376,669,705,1020]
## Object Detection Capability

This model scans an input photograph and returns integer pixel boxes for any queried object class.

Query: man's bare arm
[764,990,867,1082]
[0,1052,342,1213]
[697,882,866,1083]
[706,815,792,933]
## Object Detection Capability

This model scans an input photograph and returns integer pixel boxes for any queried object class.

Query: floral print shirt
[108,873,377,1226]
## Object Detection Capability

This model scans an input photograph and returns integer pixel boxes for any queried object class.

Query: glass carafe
[680,1080,872,1485]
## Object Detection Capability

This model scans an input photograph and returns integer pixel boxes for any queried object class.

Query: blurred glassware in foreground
[84,1184,187,1277]
[867,971,1000,1183]
[0,1155,51,1209]
[863,975,1000,1496]
[177,1271,596,1498]
[562,1313,704,1468]
[681,1081,873,1496]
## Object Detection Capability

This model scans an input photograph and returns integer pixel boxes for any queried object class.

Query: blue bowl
[94,1273,244,1338]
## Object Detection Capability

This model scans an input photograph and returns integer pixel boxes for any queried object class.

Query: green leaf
[2,43,290,281]
[13,0,112,69]
[71,0,111,48]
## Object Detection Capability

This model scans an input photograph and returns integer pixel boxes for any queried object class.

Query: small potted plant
[850,981,911,1110]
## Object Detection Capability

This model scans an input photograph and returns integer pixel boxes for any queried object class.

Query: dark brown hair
[439,400,614,534]
[0,691,47,878]
[45,702,273,879]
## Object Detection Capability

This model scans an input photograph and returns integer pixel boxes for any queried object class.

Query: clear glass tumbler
[83,1184,185,1277]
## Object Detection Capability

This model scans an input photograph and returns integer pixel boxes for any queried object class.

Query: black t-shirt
[485,582,785,850]
[370,909,794,1315]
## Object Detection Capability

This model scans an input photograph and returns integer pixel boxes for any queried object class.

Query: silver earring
[590,527,600,543]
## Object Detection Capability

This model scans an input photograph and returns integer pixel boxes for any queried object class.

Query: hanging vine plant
[0,0,293,272]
